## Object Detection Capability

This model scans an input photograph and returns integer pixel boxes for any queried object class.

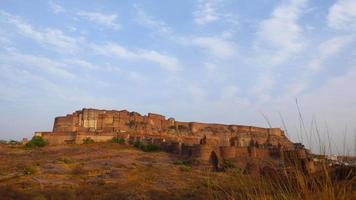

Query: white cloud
[193,0,238,26]
[0,11,81,53]
[77,11,120,30]
[92,43,180,71]
[328,0,356,30]
[255,0,308,65]
[193,0,221,25]
[138,50,180,71]
[134,5,170,34]
[185,36,237,58]
[63,58,99,70]
[309,34,355,72]
[49,1,65,14]
[0,52,75,79]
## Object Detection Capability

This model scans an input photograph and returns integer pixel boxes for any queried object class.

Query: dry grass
[0,143,355,200]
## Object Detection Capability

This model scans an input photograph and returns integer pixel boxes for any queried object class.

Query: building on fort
[35,108,315,174]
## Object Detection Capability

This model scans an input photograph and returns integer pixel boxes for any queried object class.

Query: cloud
[255,0,308,66]
[182,36,237,58]
[193,0,221,25]
[49,1,65,14]
[63,58,100,70]
[0,11,81,53]
[309,34,355,72]
[134,5,170,34]
[0,51,75,79]
[91,43,180,71]
[193,0,238,26]
[328,0,356,30]
[138,50,180,71]
[77,11,120,30]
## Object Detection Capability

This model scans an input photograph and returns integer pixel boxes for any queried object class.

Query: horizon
[1,0,356,156]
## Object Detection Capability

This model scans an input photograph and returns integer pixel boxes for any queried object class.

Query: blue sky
[1,0,356,155]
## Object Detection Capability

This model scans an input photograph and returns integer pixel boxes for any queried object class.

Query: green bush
[112,137,125,144]
[82,138,94,144]
[133,141,145,149]
[143,144,160,152]
[25,136,48,148]
[133,141,160,152]
[8,140,21,145]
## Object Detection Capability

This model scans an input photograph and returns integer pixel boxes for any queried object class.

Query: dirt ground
[1,143,355,200]
[0,143,224,200]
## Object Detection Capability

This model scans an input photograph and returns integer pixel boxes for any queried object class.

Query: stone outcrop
[35,108,315,174]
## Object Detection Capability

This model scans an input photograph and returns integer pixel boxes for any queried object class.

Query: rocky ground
[0,143,355,200]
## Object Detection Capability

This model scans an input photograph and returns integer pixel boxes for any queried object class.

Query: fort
[35,108,315,174]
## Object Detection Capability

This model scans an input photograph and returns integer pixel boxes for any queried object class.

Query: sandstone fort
[35,108,316,173]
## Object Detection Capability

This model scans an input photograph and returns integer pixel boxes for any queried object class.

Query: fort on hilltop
[35,108,315,173]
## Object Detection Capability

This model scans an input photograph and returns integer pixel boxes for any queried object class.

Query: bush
[133,141,160,152]
[179,165,192,172]
[112,137,125,144]
[224,159,236,168]
[58,157,74,164]
[8,140,21,145]
[25,136,48,148]
[174,159,199,166]
[23,165,37,175]
[133,141,145,149]
[143,144,160,152]
[83,137,95,144]
[0,140,7,144]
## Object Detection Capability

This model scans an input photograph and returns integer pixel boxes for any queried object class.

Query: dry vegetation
[0,143,355,200]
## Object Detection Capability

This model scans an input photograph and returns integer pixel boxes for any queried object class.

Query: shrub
[83,137,94,144]
[23,165,37,175]
[223,159,236,168]
[0,140,7,144]
[179,165,192,172]
[133,141,145,149]
[59,157,74,164]
[175,159,199,166]
[8,140,21,145]
[25,136,48,148]
[112,137,125,144]
[133,141,160,152]
[143,144,160,152]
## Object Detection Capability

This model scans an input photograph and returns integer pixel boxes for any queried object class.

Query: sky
[0,0,356,155]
